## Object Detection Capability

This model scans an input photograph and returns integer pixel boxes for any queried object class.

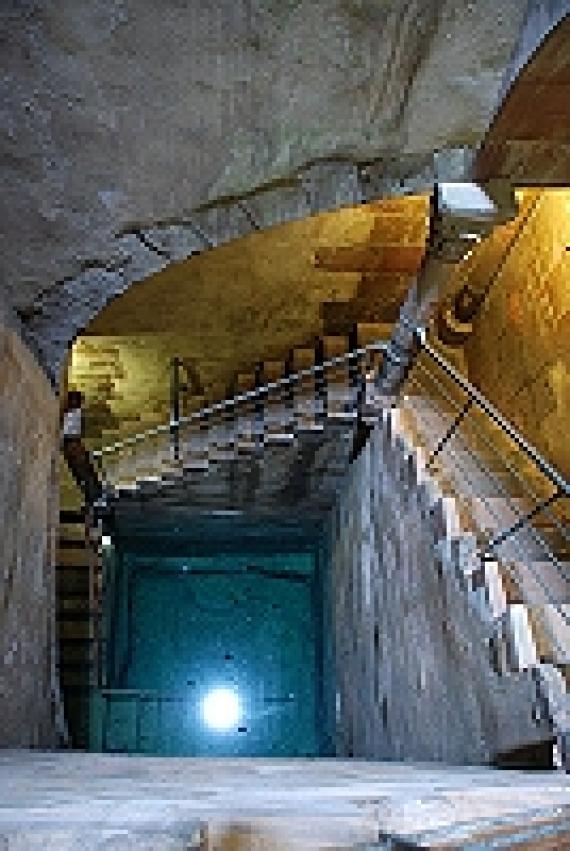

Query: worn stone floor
[0,751,568,849]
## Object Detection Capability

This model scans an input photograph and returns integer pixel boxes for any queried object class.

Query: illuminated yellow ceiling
[70,197,429,446]
[88,196,429,354]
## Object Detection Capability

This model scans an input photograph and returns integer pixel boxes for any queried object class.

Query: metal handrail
[406,381,569,634]
[413,329,570,498]
[406,370,568,607]
[411,357,570,548]
[407,360,569,564]
[93,340,389,458]
[404,350,569,628]
[92,321,570,532]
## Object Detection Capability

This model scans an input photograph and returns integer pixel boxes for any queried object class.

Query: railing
[91,328,569,573]
[86,324,569,763]
[416,331,569,500]
[401,327,569,621]
[91,340,389,487]
[91,325,569,554]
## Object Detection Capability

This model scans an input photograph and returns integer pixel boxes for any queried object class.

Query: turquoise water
[91,547,325,756]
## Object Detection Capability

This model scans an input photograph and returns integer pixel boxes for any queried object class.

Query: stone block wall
[463,189,570,477]
[64,202,385,449]
[328,413,550,764]
[0,309,61,747]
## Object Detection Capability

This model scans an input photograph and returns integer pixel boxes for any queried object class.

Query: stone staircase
[56,509,102,749]
[92,324,388,500]
[394,355,569,766]
[331,406,558,764]
[380,405,568,763]
[64,326,569,764]
[56,329,388,749]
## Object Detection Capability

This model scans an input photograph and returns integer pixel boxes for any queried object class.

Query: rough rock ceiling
[0,0,535,315]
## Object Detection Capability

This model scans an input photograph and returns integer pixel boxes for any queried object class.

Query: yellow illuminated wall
[463,189,570,477]
[67,198,428,450]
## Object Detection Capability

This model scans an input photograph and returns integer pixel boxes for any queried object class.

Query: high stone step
[58,523,87,544]
[234,371,256,393]
[289,345,316,371]
[355,322,392,345]
[259,359,286,383]
[58,619,92,640]
[57,572,89,599]
[527,604,570,666]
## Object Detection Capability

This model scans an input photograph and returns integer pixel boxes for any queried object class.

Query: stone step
[57,602,94,619]
[289,346,316,370]
[355,322,392,346]
[58,636,95,647]
[259,359,286,383]
[58,620,92,640]
[59,669,92,688]
[3,752,568,848]
[56,543,91,567]
[57,577,90,605]
[58,517,87,539]
[57,589,91,601]
[60,508,87,523]
[233,371,256,393]
[321,334,349,359]
[527,604,570,665]
[498,555,568,601]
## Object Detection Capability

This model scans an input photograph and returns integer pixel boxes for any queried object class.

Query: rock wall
[0,307,60,747]
[328,415,549,764]
[2,0,543,378]
[0,0,529,309]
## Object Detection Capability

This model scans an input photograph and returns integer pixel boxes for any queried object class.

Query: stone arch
[22,159,437,385]
[475,8,570,185]
[433,8,570,348]
[8,2,569,385]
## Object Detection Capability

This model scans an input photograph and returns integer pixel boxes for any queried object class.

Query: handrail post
[412,326,570,499]
[426,399,473,469]
[170,356,181,462]
[254,361,265,448]
[315,338,327,425]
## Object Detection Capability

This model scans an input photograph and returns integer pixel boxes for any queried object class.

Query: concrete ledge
[1,752,569,849]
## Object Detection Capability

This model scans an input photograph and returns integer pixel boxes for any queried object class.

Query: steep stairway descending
[314,195,428,335]
[332,408,556,764]
[93,326,389,497]
[68,339,124,441]
[393,349,569,765]
[81,324,569,764]
[56,508,102,749]
[375,405,568,765]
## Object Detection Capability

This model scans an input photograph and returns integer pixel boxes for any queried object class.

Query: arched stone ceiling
[1,0,568,381]
[66,196,428,446]
[475,10,570,184]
